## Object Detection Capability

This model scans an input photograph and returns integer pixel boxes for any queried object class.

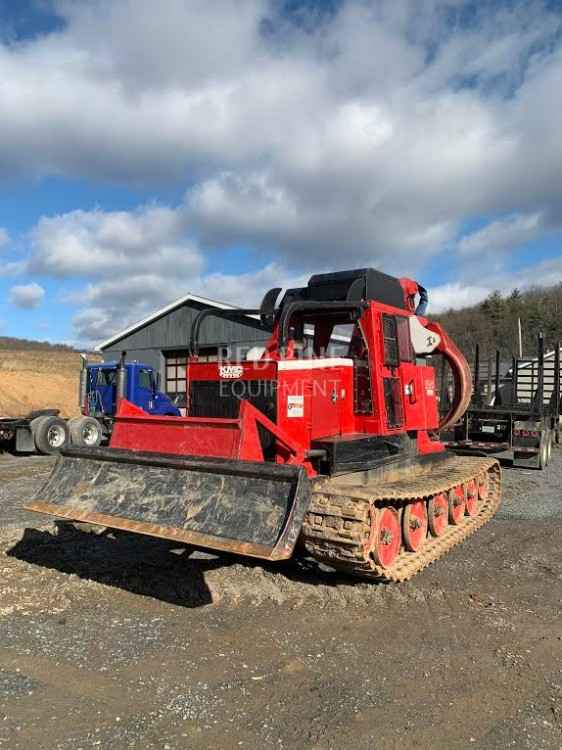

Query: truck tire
[546,431,553,464]
[538,435,548,470]
[68,416,102,448]
[31,415,69,455]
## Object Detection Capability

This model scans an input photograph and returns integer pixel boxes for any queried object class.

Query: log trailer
[444,336,561,469]
[27,269,501,582]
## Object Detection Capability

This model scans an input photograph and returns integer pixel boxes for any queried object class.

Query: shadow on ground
[9,524,219,608]
[7,522,364,609]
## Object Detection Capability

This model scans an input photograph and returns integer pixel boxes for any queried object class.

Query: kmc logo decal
[218,365,244,379]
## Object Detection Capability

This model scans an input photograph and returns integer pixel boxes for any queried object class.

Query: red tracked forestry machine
[27,269,501,582]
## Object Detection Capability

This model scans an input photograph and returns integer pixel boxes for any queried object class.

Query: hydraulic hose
[415,285,429,316]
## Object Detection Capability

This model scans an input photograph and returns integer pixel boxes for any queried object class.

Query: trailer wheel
[31,415,69,455]
[538,438,548,470]
[69,416,102,448]
[546,431,553,465]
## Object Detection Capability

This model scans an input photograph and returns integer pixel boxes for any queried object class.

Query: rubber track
[301,456,501,583]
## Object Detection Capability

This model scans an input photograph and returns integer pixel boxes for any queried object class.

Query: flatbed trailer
[444,336,561,469]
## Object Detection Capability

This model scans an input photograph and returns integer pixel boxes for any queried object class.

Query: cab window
[383,315,413,366]
[383,315,399,367]
[138,369,153,390]
[396,316,414,362]
[95,369,116,387]
[348,323,373,415]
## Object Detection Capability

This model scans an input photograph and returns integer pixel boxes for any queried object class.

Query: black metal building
[97,292,270,412]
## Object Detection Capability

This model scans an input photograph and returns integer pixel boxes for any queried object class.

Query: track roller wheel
[403,500,428,552]
[448,485,465,525]
[465,479,478,516]
[477,473,489,501]
[371,507,401,568]
[428,493,448,537]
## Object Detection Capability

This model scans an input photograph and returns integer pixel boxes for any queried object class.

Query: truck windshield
[139,369,153,390]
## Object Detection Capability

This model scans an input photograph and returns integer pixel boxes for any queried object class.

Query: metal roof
[96,292,255,351]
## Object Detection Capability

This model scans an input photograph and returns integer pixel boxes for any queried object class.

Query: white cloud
[71,306,115,343]
[29,205,202,280]
[189,264,308,308]
[500,255,562,291]
[0,228,8,247]
[430,282,492,312]
[0,1,561,341]
[431,255,562,312]
[9,282,46,309]
[458,212,545,256]
[26,203,205,341]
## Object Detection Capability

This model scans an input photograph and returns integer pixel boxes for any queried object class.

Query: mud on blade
[26,447,311,560]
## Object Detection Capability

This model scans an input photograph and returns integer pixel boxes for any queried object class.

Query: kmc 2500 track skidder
[27,269,501,582]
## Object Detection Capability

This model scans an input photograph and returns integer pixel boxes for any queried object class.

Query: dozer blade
[25,447,311,561]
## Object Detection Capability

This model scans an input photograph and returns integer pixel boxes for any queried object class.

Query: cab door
[135,368,156,413]
[395,316,436,430]
[310,370,342,438]
[88,367,117,416]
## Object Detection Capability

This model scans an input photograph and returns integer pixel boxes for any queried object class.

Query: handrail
[189,308,262,357]
[278,300,367,354]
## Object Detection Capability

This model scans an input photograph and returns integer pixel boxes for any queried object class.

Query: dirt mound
[0,350,99,418]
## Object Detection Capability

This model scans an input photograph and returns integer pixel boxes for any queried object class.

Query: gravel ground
[0,454,54,530]
[0,449,561,749]
[498,452,562,520]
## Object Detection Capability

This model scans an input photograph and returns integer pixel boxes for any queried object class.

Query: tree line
[434,282,562,362]
[0,336,75,351]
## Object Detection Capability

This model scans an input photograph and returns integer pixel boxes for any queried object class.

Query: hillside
[0,336,76,351]
[435,282,562,361]
[0,349,100,418]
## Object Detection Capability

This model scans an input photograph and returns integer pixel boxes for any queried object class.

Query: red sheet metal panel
[110,399,263,461]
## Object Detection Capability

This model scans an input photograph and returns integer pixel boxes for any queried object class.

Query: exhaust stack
[116,351,127,407]
[79,353,88,414]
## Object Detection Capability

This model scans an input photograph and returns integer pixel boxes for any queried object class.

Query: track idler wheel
[371,507,401,568]
[464,479,478,517]
[428,493,448,537]
[448,485,465,525]
[403,500,428,552]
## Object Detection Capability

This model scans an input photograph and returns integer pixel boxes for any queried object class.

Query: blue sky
[1,0,562,346]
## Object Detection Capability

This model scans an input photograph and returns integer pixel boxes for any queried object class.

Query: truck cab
[84,361,180,419]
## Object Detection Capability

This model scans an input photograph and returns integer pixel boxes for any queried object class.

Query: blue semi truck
[0,357,180,455]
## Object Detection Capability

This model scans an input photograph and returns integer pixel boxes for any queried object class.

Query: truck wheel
[31,415,69,455]
[538,437,548,470]
[68,416,102,448]
[546,432,553,465]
